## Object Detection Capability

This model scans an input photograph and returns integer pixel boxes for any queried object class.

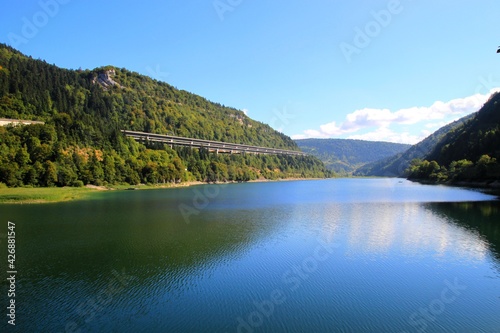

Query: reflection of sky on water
[312,201,497,264]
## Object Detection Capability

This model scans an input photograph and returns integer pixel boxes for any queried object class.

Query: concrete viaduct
[121,130,306,156]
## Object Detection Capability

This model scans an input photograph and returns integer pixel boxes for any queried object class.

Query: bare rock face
[92,69,122,90]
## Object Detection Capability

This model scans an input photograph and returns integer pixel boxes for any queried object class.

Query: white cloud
[293,88,500,144]
[319,121,344,136]
[292,129,327,140]
[242,108,249,115]
[347,126,429,144]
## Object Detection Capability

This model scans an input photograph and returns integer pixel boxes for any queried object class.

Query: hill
[354,113,476,177]
[295,139,410,174]
[425,93,500,165]
[355,92,500,184]
[407,92,500,183]
[0,44,330,187]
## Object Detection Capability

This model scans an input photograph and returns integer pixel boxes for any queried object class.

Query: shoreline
[407,179,500,197]
[0,181,207,204]
[407,178,500,189]
[0,177,329,204]
[2,177,498,204]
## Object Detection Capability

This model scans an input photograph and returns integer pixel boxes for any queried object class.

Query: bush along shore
[406,155,500,193]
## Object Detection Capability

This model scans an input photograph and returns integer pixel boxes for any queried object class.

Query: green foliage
[407,159,447,181]
[426,93,500,166]
[0,44,331,187]
[406,93,500,183]
[408,155,500,182]
[72,180,84,188]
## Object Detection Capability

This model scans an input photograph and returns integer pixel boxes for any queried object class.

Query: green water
[1,179,500,332]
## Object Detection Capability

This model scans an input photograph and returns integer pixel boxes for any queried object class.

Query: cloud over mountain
[293,89,500,144]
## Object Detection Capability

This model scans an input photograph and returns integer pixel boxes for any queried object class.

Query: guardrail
[121,130,306,156]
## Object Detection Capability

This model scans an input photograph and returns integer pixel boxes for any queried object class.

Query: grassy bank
[0,177,330,204]
[0,186,101,204]
[0,182,204,204]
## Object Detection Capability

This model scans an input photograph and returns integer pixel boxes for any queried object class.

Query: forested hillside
[295,139,410,174]
[407,93,500,183]
[425,93,500,165]
[0,44,330,187]
[354,113,476,177]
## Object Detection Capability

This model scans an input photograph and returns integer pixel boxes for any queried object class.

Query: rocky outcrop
[92,69,122,90]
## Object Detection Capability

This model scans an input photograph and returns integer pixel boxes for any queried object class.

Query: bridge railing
[121,130,306,156]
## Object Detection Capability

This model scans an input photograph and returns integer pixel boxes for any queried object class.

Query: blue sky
[1,0,500,144]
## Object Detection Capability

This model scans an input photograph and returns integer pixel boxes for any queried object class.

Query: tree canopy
[0,44,331,187]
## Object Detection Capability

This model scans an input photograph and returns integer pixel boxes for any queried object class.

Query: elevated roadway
[122,130,306,156]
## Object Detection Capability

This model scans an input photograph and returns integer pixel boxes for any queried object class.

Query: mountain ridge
[355,92,500,183]
[295,138,410,174]
[406,92,500,183]
[354,113,477,177]
[0,44,330,187]
[0,43,298,149]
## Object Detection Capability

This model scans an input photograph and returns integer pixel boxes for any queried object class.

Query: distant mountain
[354,114,475,177]
[295,139,410,174]
[356,92,500,183]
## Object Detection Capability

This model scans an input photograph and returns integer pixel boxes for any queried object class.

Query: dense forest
[407,93,500,184]
[296,138,410,174]
[406,155,500,183]
[0,44,331,187]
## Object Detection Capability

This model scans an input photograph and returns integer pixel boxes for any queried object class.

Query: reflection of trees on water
[425,201,500,262]
[9,197,281,282]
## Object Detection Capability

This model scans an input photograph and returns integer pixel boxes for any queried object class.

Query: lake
[1,178,500,332]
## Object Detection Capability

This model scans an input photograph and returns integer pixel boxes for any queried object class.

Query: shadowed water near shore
[426,201,500,261]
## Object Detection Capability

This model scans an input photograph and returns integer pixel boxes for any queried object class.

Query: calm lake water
[1,178,500,332]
